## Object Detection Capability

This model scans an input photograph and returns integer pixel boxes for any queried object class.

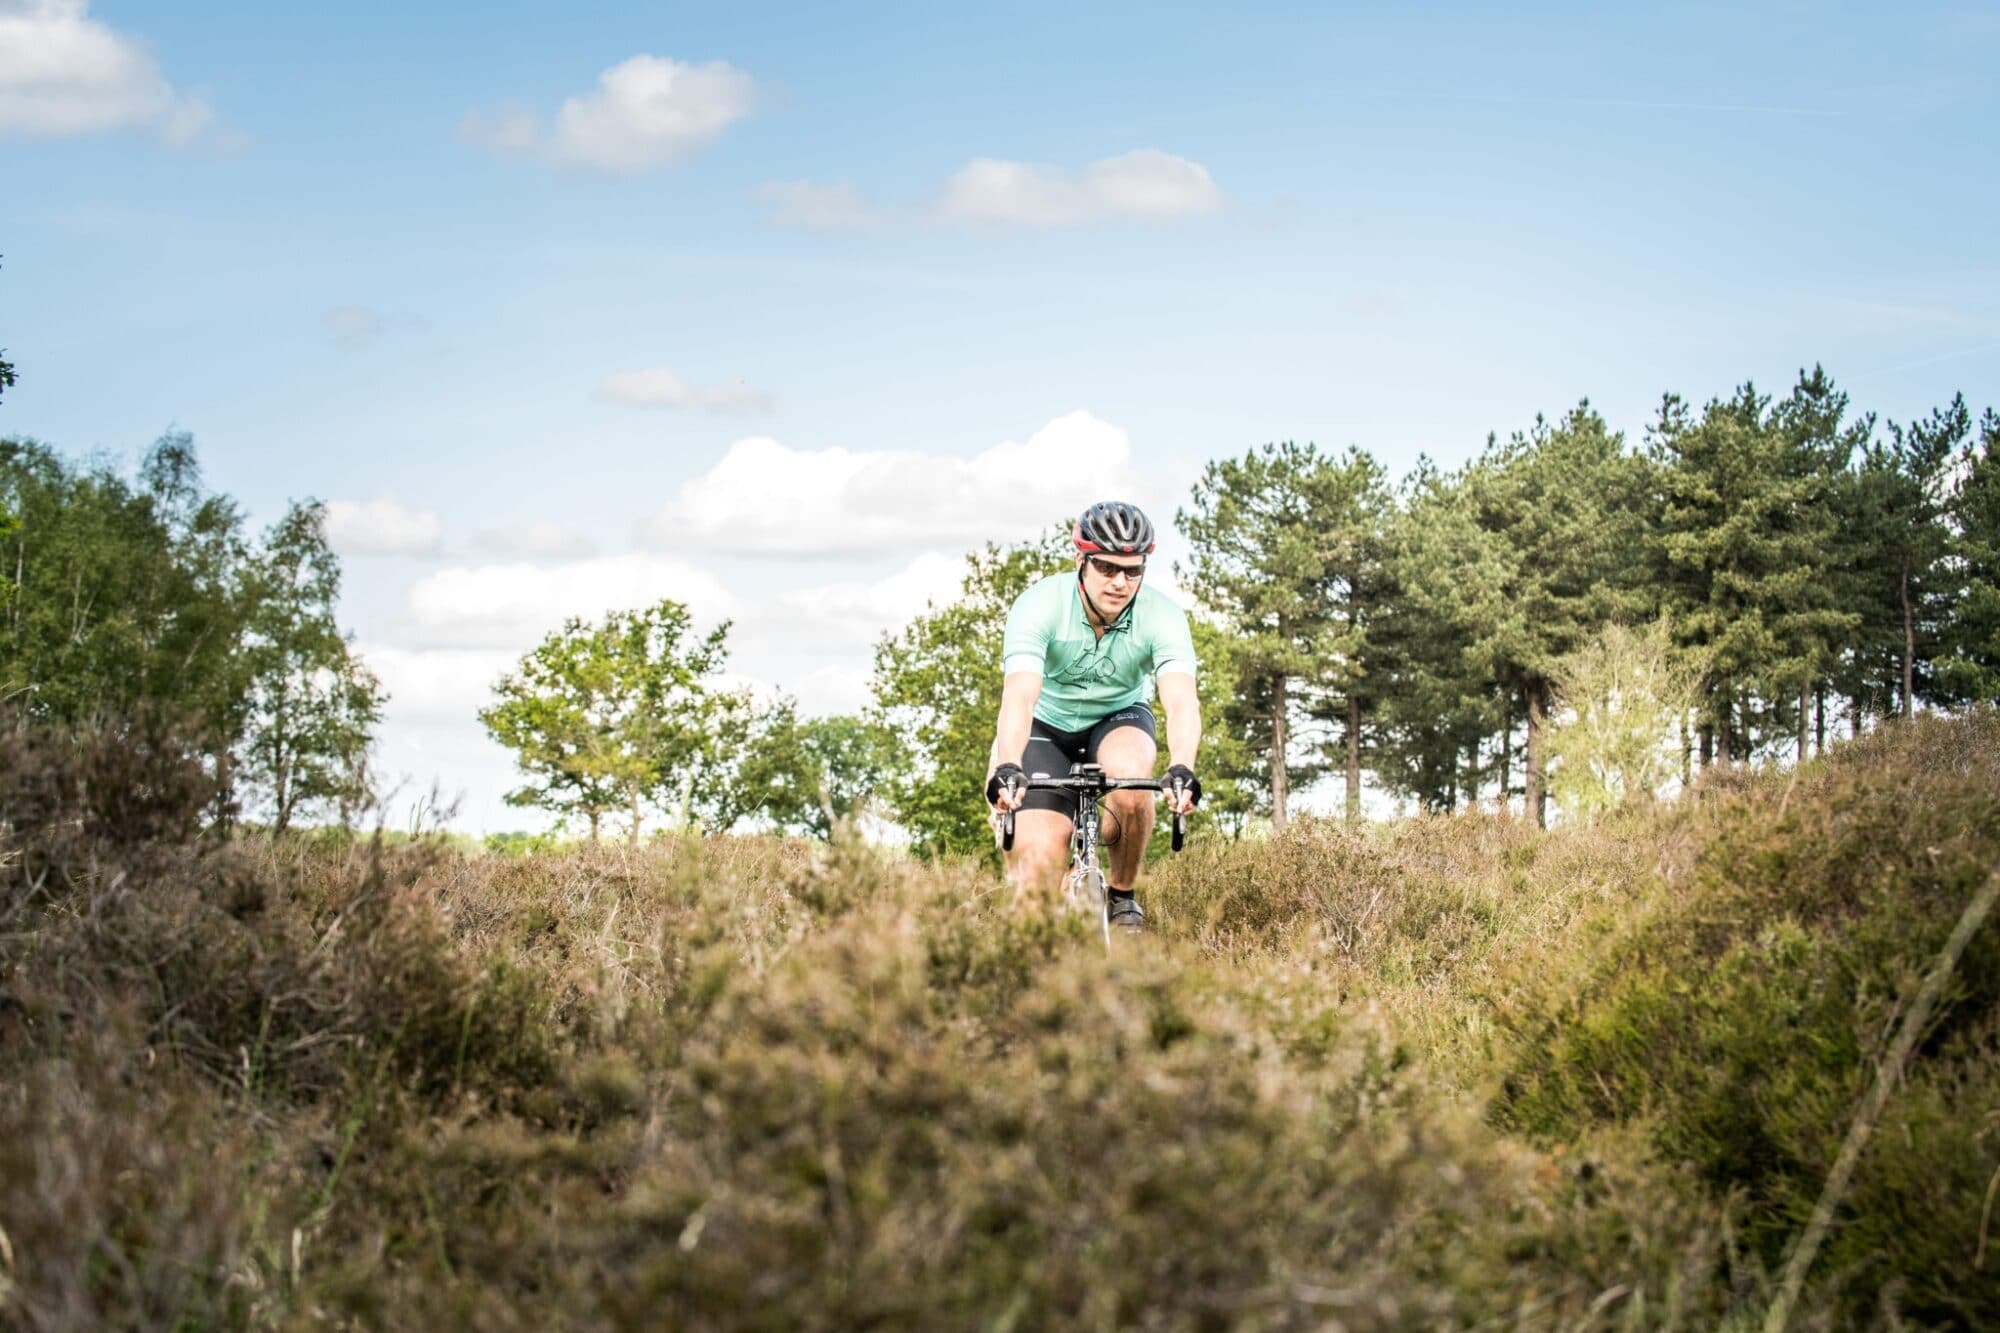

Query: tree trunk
[588,810,600,843]
[1270,673,1289,831]
[1497,693,1512,817]
[1797,681,1809,764]
[1814,684,1826,756]
[273,747,291,837]
[1680,710,1691,788]
[1524,680,1548,829]
[1699,721,1714,769]
[629,783,643,846]
[213,746,234,830]
[1900,559,1916,719]
[1344,694,1361,823]
[1850,693,1863,739]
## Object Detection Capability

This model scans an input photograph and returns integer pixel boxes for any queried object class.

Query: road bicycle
[997,763,1189,947]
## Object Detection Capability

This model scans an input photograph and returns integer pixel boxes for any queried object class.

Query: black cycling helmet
[1073,500,1156,555]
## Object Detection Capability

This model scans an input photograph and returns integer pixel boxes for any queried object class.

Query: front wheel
[1068,866,1111,949]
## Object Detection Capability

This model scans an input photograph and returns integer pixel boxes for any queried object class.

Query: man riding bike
[984,500,1202,931]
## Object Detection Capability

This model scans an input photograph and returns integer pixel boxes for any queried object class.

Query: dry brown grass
[6,709,1996,1328]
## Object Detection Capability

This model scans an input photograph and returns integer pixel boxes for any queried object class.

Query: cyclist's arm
[991,671,1043,775]
[1158,670,1201,772]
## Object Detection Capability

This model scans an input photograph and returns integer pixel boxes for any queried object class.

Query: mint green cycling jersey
[1001,572,1198,732]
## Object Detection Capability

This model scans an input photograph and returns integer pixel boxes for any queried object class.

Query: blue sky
[4,1,1997,829]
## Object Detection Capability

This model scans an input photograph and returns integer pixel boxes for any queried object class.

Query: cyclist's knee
[1007,817,1070,864]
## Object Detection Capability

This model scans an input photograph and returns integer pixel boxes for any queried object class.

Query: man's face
[1079,552,1146,608]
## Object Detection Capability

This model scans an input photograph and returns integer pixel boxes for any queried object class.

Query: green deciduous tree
[1,434,248,730]
[1,434,380,826]
[1547,618,1701,824]
[1178,615,1258,835]
[480,599,732,843]
[239,500,385,834]
[718,700,890,839]
[869,531,1069,858]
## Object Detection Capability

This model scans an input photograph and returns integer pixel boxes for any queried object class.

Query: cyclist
[984,500,1202,930]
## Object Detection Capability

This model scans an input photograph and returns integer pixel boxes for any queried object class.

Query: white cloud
[594,366,773,413]
[357,643,516,724]
[643,411,1151,556]
[473,521,598,560]
[401,552,735,649]
[755,180,891,232]
[325,497,444,556]
[940,149,1223,226]
[762,148,1222,230]
[461,53,752,172]
[0,0,215,142]
[760,551,967,649]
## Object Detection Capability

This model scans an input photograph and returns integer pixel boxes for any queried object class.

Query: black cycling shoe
[1106,893,1146,932]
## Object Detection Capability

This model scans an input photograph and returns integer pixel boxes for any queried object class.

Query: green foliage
[1937,410,2000,702]
[1177,441,1378,824]
[720,700,891,839]
[482,828,571,857]
[1651,373,1858,760]
[239,500,384,833]
[1547,618,1701,823]
[0,434,378,821]
[0,434,248,733]
[1443,405,1658,823]
[1175,614,1258,833]
[1373,459,1500,812]
[479,598,735,842]
[1498,712,2000,1326]
[868,530,1069,858]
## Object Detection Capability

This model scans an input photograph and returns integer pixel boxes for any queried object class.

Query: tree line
[0,434,382,833]
[875,367,2000,849]
[7,364,1995,850]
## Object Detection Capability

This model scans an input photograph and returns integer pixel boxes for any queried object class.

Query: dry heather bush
[11,708,1996,1329]
[1142,805,1700,1091]
[287,840,1742,1331]
[1498,709,2000,1328]
[0,713,561,1328]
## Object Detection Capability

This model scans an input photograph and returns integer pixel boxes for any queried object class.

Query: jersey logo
[1047,645,1124,687]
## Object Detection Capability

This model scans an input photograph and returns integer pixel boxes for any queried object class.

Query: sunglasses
[1082,554,1147,581]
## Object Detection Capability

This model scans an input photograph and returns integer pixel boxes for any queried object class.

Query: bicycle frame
[997,763,1187,943]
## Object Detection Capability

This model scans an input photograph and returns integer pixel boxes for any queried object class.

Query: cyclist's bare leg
[1005,809,1072,909]
[1094,725,1158,890]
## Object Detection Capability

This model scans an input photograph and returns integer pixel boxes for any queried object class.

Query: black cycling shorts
[1018,703,1158,821]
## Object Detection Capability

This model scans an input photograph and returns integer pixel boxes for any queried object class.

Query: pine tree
[1177,442,1356,829]
[1298,447,1396,822]
[1938,409,2000,702]
[1375,459,1500,813]
[1395,406,1655,825]
[1653,381,1848,764]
